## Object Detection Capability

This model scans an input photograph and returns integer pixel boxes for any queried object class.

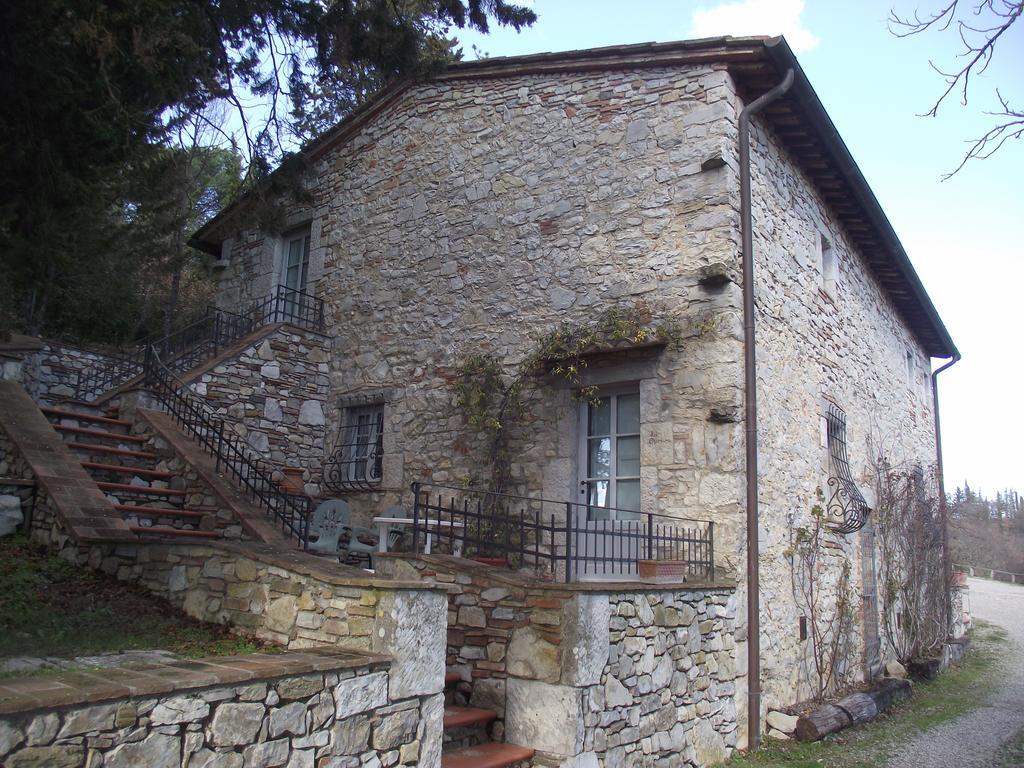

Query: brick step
[113,504,207,520]
[445,671,462,686]
[96,481,187,497]
[441,743,535,768]
[129,525,219,539]
[444,707,498,730]
[66,442,160,461]
[40,406,131,428]
[53,424,147,443]
[81,461,172,480]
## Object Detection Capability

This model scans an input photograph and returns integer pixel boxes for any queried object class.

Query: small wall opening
[820,233,837,296]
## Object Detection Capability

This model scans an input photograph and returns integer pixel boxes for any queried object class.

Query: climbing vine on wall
[787,491,857,701]
[873,460,948,664]
[451,304,694,497]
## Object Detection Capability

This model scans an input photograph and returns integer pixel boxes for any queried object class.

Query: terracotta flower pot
[472,556,508,568]
[637,559,688,582]
[280,467,305,494]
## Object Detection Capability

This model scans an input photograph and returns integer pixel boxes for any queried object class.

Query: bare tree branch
[889,0,1023,176]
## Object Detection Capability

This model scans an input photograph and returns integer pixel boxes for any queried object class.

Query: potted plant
[280,466,306,494]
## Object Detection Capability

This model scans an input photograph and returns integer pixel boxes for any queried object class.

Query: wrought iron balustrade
[254,285,326,332]
[411,482,715,583]
[74,286,325,401]
[143,344,311,548]
[323,439,383,492]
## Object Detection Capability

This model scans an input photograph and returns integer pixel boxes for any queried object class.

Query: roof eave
[759,38,957,359]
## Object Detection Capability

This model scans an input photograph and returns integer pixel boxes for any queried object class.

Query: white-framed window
[820,233,837,296]
[341,404,384,484]
[578,388,641,521]
[282,227,311,293]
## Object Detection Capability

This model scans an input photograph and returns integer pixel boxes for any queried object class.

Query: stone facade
[0,649,441,768]
[744,104,940,713]
[205,50,949,745]
[213,65,745,533]
[185,326,331,493]
[382,555,738,766]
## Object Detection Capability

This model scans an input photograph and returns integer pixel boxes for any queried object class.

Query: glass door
[576,388,642,578]
[284,232,310,293]
[580,391,641,519]
[282,230,310,320]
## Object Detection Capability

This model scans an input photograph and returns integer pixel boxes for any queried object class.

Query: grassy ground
[728,620,1008,768]
[0,535,276,668]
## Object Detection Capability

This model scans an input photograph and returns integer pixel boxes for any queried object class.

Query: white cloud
[690,0,820,53]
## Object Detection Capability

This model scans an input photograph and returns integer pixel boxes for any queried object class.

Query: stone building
[190,36,958,750]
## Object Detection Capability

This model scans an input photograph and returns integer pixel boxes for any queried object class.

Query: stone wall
[185,325,331,493]
[213,65,748,541]
[0,426,34,536]
[382,555,738,766]
[741,85,943,714]
[1,339,123,404]
[28,509,447,701]
[0,648,442,768]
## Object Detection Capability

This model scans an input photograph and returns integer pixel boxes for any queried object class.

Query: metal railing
[953,563,1023,585]
[323,438,383,492]
[143,344,312,547]
[411,482,714,583]
[75,286,325,401]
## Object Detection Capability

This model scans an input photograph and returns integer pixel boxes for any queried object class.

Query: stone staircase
[441,670,534,768]
[40,405,219,540]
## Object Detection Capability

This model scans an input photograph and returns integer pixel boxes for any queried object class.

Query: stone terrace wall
[0,648,442,768]
[186,325,331,494]
[1,339,124,403]
[381,555,738,766]
[28,506,447,703]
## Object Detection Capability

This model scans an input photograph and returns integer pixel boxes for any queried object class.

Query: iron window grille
[324,404,384,492]
[825,402,870,534]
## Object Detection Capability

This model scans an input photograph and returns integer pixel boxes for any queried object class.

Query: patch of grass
[0,536,278,669]
[728,620,1008,768]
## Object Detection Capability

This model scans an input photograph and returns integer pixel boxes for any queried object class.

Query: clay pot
[280,467,306,494]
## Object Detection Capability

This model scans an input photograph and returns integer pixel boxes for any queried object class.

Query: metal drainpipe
[739,67,794,753]
[931,352,961,631]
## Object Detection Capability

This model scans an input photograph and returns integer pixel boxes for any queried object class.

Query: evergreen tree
[0,0,536,341]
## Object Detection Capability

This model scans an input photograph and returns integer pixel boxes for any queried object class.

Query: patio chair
[306,499,377,564]
[379,505,410,552]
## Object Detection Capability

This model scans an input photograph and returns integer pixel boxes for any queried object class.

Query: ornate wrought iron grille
[825,402,871,534]
[323,404,384,492]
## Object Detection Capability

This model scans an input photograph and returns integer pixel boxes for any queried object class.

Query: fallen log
[835,692,878,726]
[795,679,912,741]
[869,678,912,711]
[794,704,850,742]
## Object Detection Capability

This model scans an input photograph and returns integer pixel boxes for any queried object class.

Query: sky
[452,0,1023,497]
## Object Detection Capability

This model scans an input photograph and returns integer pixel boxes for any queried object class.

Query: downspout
[739,67,794,753]
[931,352,961,632]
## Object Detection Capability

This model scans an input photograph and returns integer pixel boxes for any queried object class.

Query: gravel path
[884,577,1024,768]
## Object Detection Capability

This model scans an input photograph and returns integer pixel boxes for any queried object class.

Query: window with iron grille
[825,402,870,534]
[324,403,384,491]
